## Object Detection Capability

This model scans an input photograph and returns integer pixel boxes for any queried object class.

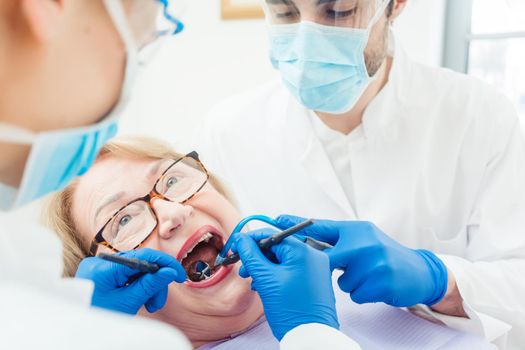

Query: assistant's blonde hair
[45,136,230,277]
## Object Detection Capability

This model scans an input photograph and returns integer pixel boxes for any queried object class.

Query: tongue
[181,242,219,273]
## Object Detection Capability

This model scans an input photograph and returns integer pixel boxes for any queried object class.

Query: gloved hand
[76,248,186,315]
[231,229,339,341]
[276,215,448,307]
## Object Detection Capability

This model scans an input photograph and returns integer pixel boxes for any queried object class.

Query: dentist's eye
[326,8,356,19]
[276,11,299,18]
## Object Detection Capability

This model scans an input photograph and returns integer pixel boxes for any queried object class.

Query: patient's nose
[152,198,193,240]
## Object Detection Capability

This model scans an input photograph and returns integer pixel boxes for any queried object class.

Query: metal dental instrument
[98,253,160,273]
[214,218,317,268]
[192,261,212,281]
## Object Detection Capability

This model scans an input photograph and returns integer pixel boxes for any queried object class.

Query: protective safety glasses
[104,0,185,64]
[89,152,209,256]
[260,0,391,28]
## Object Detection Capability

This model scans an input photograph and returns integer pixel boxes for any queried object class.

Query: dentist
[200,0,525,348]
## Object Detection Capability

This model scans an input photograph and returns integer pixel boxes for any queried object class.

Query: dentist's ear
[21,0,65,42]
[389,0,408,21]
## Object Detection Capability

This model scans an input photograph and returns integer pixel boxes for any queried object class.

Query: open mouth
[177,225,232,288]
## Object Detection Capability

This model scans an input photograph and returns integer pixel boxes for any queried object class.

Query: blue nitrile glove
[76,248,186,315]
[276,215,448,307]
[231,229,339,341]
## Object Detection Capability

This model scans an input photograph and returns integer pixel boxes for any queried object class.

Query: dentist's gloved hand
[231,229,339,341]
[76,248,186,315]
[276,215,448,307]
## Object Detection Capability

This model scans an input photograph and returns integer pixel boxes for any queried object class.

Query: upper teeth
[181,232,213,261]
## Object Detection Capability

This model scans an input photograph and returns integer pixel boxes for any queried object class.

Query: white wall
[118,0,277,151]
[394,0,446,67]
[119,0,447,151]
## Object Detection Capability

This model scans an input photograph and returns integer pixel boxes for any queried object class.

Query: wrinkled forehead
[72,156,166,231]
[264,0,384,10]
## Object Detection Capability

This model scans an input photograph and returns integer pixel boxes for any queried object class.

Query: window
[443,0,525,120]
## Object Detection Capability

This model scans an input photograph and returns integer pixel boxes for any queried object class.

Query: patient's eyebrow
[148,159,166,178]
[94,192,125,224]
[93,159,167,226]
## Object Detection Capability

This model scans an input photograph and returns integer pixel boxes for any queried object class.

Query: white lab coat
[199,43,525,349]
[0,212,357,350]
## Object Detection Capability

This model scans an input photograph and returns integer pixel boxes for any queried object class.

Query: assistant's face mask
[0,1,142,211]
[265,0,390,114]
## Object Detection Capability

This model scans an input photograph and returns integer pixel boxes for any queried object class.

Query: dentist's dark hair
[387,0,395,17]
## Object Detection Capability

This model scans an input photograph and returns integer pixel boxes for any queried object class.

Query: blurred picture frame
[221,0,264,20]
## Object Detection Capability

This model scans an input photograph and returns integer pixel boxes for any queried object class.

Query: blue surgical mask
[268,3,388,114]
[0,121,119,211]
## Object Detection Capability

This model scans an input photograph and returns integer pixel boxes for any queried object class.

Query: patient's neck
[191,306,264,348]
[141,294,264,349]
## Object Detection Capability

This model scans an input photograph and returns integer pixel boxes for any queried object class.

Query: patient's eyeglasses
[89,151,209,256]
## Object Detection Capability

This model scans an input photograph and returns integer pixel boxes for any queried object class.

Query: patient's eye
[166,176,178,188]
[119,215,132,228]
[107,207,141,237]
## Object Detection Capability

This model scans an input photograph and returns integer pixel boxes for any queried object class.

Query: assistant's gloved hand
[231,229,339,341]
[76,248,186,315]
[276,215,448,307]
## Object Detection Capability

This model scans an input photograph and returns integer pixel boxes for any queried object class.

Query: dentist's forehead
[266,0,357,5]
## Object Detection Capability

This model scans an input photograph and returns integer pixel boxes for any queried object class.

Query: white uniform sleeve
[280,324,361,350]
[0,283,193,350]
[421,97,525,348]
[0,219,193,350]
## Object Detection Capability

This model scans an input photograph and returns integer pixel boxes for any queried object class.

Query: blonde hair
[45,136,230,277]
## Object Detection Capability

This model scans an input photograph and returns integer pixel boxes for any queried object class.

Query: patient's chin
[199,273,259,316]
[217,287,259,316]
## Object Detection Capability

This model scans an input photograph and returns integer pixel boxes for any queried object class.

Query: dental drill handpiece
[215,219,333,267]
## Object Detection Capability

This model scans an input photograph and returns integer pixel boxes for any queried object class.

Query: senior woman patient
[47,137,263,347]
[46,137,495,350]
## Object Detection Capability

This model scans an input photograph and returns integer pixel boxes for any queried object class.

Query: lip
[176,225,233,289]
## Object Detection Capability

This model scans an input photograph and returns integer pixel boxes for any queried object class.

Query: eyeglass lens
[100,156,207,251]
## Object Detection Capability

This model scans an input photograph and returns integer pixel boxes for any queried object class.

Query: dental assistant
[200,0,525,348]
[0,1,359,349]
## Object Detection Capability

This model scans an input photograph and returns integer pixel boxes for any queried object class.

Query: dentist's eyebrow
[316,0,338,5]
[266,0,294,5]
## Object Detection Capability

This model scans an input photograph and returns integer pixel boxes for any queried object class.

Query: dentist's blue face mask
[266,0,390,114]
[0,122,119,211]
[0,0,185,211]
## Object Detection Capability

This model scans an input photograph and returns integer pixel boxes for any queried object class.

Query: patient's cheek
[193,188,241,230]
[96,245,116,255]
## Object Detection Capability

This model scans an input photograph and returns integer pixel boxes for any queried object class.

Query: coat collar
[283,96,357,218]
[277,31,411,218]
